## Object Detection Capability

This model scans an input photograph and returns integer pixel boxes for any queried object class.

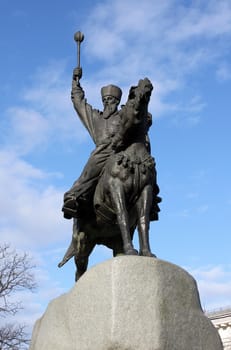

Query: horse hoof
[140,250,157,258]
[125,248,138,255]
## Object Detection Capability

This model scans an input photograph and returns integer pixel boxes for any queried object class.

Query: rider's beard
[102,103,118,119]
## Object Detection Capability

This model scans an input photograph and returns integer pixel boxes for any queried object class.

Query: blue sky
[1,0,231,335]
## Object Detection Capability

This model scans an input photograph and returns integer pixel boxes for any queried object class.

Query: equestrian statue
[58,32,161,281]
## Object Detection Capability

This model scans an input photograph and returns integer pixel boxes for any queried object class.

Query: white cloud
[0,150,70,249]
[192,266,226,280]
[24,63,88,143]
[216,62,231,81]
[4,107,50,155]
[168,1,231,42]
[4,0,230,154]
[1,0,230,160]
[85,0,231,66]
[0,260,67,334]
[189,265,231,311]
[79,0,231,119]
[1,61,89,158]
[187,192,199,199]
[197,204,209,214]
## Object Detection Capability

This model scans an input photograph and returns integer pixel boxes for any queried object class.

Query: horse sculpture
[58,78,160,281]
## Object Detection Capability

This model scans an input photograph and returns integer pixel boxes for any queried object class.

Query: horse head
[128,78,153,105]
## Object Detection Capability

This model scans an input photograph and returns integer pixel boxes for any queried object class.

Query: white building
[207,308,231,349]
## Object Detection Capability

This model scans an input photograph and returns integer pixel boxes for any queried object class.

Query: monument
[29,32,223,349]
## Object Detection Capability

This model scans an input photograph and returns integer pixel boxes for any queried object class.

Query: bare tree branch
[0,244,36,316]
[0,244,37,349]
[0,323,30,350]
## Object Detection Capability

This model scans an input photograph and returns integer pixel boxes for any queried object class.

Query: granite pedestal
[30,257,223,350]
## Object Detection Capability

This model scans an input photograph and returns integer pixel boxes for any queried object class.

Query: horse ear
[128,86,136,99]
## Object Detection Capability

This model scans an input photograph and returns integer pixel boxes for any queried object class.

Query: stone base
[30,257,223,350]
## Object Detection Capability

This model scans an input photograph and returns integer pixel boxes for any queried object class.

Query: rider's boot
[62,193,79,219]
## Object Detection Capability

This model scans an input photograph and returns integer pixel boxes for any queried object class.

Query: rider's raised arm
[71,69,95,138]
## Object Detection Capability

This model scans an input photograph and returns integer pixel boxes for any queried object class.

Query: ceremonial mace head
[74,31,84,68]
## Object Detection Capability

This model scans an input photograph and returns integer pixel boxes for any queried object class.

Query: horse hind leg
[138,216,156,257]
[109,179,138,256]
[74,255,89,282]
[137,185,156,258]
[74,232,95,282]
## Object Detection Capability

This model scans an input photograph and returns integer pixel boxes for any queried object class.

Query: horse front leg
[137,184,156,257]
[109,179,138,255]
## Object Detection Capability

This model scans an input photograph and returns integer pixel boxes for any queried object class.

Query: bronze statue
[59,32,161,281]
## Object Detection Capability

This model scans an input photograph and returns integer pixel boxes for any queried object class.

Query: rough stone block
[30,257,223,350]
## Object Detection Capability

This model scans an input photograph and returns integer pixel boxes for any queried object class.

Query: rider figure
[62,68,125,219]
[62,68,161,220]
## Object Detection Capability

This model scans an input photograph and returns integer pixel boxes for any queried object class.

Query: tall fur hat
[101,84,122,101]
